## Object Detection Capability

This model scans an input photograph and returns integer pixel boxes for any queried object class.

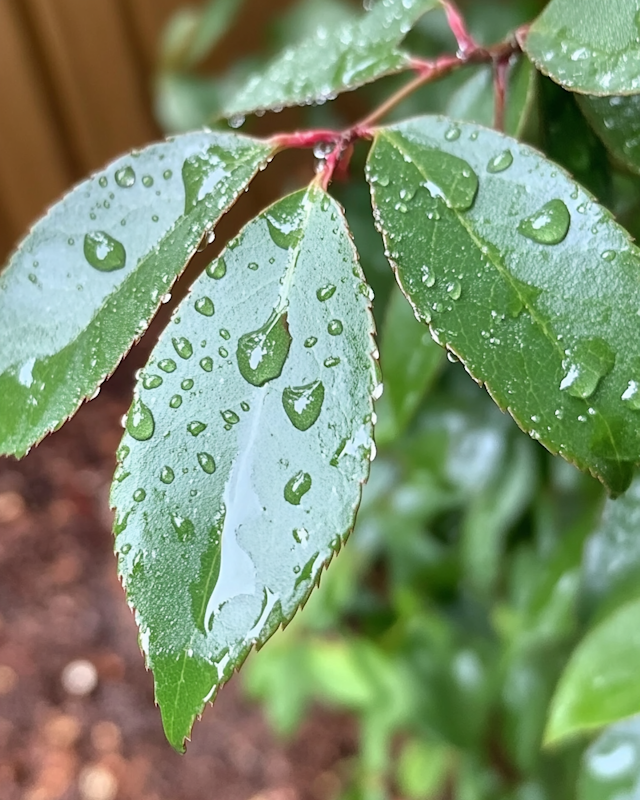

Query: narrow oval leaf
[578,93,640,175]
[222,0,437,118]
[110,185,377,750]
[522,0,640,96]
[578,716,640,800]
[0,133,273,458]
[366,115,640,493]
[546,597,640,744]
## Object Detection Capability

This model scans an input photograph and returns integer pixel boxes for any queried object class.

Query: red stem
[441,0,478,55]
[493,58,509,131]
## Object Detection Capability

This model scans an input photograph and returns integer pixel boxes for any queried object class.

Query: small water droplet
[126,397,155,441]
[601,250,617,261]
[446,280,462,300]
[421,265,436,287]
[221,410,240,425]
[304,337,318,348]
[236,310,292,387]
[142,175,154,188]
[240,401,250,412]
[200,357,214,372]
[163,169,173,180]
[99,176,108,188]
[220,329,231,340]
[171,513,194,542]
[172,337,193,359]
[142,374,163,390]
[195,296,215,316]
[170,394,183,409]
[293,527,309,544]
[560,338,615,398]
[120,543,132,555]
[115,166,136,187]
[197,452,216,474]
[181,379,194,391]
[487,150,513,173]
[377,175,390,187]
[324,356,341,368]
[133,488,146,502]
[518,199,570,245]
[158,358,177,373]
[160,466,175,484]
[328,319,343,336]
[207,258,227,279]
[445,126,461,141]
[84,231,127,272]
[284,471,312,505]
[317,284,336,301]
[248,262,259,270]
[188,421,207,436]
[219,347,229,358]
[282,380,325,431]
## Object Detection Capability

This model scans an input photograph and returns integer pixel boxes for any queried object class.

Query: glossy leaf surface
[0,132,273,457]
[546,597,640,744]
[578,716,640,800]
[110,185,377,750]
[578,93,640,174]
[222,0,437,118]
[522,0,640,95]
[367,115,640,493]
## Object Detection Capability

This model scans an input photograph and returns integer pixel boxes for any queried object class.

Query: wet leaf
[522,0,640,96]
[0,132,273,458]
[222,0,438,118]
[110,185,377,750]
[546,597,640,744]
[366,115,640,493]
[578,93,640,175]
[578,715,640,799]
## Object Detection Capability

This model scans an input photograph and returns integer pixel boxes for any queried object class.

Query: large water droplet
[170,395,182,409]
[445,126,461,141]
[172,337,193,359]
[518,199,570,245]
[236,310,292,387]
[282,380,325,431]
[221,410,240,425]
[324,356,341,368]
[560,338,615,398]
[133,488,146,502]
[328,319,343,336]
[84,231,126,272]
[622,380,640,410]
[304,337,318,348]
[160,466,175,484]
[197,452,216,474]
[200,357,214,372]
[265,206,304,250]
[181,378,194,391]
[284,471,312,505]
[115,166,136,188]
[487,150,513,173]
[142,374,163,390]
[207,258,227,279]
[171,513,195,542]
[126,398,155,441]
[188,421,207,436]
[447,280,462,300]
[316,284,336,302]
[418,150,478,210]
[158,358,177,373]
[195,296,215,316]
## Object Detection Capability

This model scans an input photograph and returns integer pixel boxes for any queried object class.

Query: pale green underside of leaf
[546,597,640,744]
[110,186,377,751]
[366,115,640,494]
[221,0,438,118]
[578,716,640,799]
[578,93,640,175]
[522,0,640,95]
[0,132,273,458]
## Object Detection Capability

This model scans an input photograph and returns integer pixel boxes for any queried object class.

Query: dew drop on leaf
[328,319,343,336]
[518,199,571,245]
[221,410,240,425]
[282,380,325,431]
[200,357,214,372]
[293,527,309,544]
[170,395,183,409]
[172,337,194,359]
[248,262,259,271]
[487,150,513,173]
[126,398,155,441]
[142,175,154,188]
[207,258,227,279]
[133,488,146,502]
[622,380,640,410]
[142,374,163,390]
[316,284,336,302]
[120,543,132,555]
[195,297,215,316]
[160,466,175,484]
[181,379,194,391]
[236,311,292,386]
[187,421,207,436]
[84,231,127,272]
[447,280,462,300]
[219,347,229,358]
[197,452,216,474]
[324,356,341,368]
[171,513,195,542]
[445,126,461,141]
[115,166,136,188]
[158,359,177,373]
[284,471,312,505]
[560,338,615,399]
[304,337,318,348]
[601,250,617,261]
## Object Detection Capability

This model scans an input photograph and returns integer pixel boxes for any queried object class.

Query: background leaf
[221,0,438,118]
[110,185,377,751]
[366,115,640,493]
[578,93,640,175]
[578,716,640,799]
[522,0,640,95]
[0,132,273,457]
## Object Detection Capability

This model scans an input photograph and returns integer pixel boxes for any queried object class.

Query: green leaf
[110,185,377,751]
[522,0,640,96]
[396,738,451,800]
[0,132,273,458]
[221,0,438,118]
[366,115,640,493]
[578,93,640,175]
[446,58,537,138]
[546,597,640,744]
[578,716,640,799]
[375,285,444,444]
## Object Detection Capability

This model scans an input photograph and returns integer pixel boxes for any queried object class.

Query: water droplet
[197,452,216,474]
[181,378,194,391]
[421,264,436,287]
[142,374,163,390]
[445,126,461,141]
[126,398,155,441]
[207,258,227,279]
[160,466,175,484]
[219,347,229,358]
[200,357,214,372]
[324,356,340,368]
[158,359,177,373]
[170,395,183,409]
[284,471,312,505]
[447,280,462,300]
[240,401,250,412]
[142,175,154,188]
[282,380,325,431]
[195,296,215,316]
[188,421,207,436]
[220,329,231,340]
[328,319,343,336]
[518,199,570,245]
[171,513,195,542]
[265,207,304,250]
[151,215,159,223]
[120,543,132,555]
[84,231,127,272]
[601,250,617,261]
[622,380,640,409]
[115,166,136,187]
[236,310,292,387]
[99,176,108,188]
[248,262,259,270]
[560,338,615,398]
[487,150,513,173]
[304,337,317,348]
[317,284,336,301]
[172,337,193,359]
[133,488,146,502]
[420,151,478,210]
[293,527,309,544]
[221,410,240,425]
[163,169,173,180]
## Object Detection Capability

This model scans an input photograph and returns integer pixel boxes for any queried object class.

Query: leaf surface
[366,115,640,493]
[522,0,640,95]
[546,597,640,744]
[578,93,640,175]
[221,0,438,118]
[0,132,273,457]
[110,185,377,750]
